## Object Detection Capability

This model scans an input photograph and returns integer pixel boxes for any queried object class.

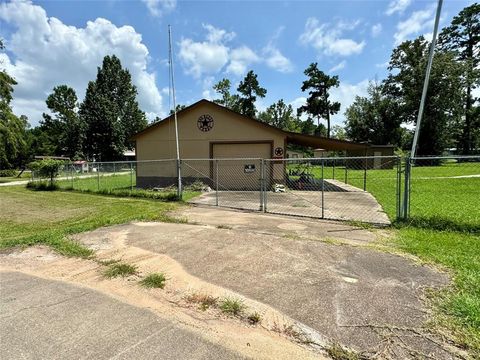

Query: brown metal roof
[132,99,370,151]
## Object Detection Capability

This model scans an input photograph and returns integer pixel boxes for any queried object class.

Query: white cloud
[141,0,176,17]
[0,0,163,125]
[331,79,369,125]
[394,5,435,45]
[179,23,292,79]
[371,23,382,37]
[263,44,293,73]
[386,0,412,16]
[375,61,390,68]
[299,17,366,57]
[226,46,260,76]
[329,60,346,73]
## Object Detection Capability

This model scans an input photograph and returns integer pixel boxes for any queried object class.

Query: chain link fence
[29,155,479,226]
[403,155,480,230]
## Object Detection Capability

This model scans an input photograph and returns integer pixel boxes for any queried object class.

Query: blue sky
[0,0,474,127]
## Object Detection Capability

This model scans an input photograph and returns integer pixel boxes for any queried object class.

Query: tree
[237,70,267,117]
[439,3,480,154]
[169,104,187,115]
[212,78,241,112]
[331,125,346,141]
[257,99,301,132]
[41,85,84,159]
[299,118,327,137]
[80,55,148,161]
[384,36,464,155]
[345,81,403,146]
[0,56,29,169]
[298,63,340,138]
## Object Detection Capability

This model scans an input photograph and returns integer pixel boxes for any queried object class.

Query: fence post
[113,162,116,176]
[130,162,133,191]
[215,159,219,206]
[321,158,325,219]
[263,159,267,213]
[402,157,411,219]
[363,158,367,191]
[332,159,335,180]
[97,163,100,191]
[396,157,401,220]
[71,164,74,189]
[344,161,348,184]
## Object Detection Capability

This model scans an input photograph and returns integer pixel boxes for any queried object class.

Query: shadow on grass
[394,216,480,234]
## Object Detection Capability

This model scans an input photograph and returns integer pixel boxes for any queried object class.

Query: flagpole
[410,0,443,158]
[168,25,182,199]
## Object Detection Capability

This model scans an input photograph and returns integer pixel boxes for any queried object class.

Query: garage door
[212,143,271,190]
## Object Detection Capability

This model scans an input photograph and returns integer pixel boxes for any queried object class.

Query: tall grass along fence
[29,155,479,227]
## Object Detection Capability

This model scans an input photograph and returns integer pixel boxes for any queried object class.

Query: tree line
[1,3,478,170]
[1,54,147,169]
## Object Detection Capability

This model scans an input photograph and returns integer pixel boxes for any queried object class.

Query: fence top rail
[266,155,400,162]
[412,155,480,160]
[183,157,264,161]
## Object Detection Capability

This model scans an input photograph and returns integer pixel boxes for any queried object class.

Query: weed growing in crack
[103,262,138,278]
[219,297,245,316]
[139,273,167,289]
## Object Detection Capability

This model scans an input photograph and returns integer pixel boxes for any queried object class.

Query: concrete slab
[190,180,390,225]
[0,271,243,360]
[103,210,452,358]
[176,206,376,245]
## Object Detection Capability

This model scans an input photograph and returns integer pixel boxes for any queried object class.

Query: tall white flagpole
[168,25,182,198]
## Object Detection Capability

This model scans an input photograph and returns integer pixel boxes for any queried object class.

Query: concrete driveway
[0,271,241,360]
[74,207,454,359]
[190,179,390,225]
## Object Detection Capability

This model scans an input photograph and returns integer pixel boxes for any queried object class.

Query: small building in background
[286,149,305,159]
[73,160,88,173]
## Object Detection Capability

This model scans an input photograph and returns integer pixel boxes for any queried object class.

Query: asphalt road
[0,271,244,360]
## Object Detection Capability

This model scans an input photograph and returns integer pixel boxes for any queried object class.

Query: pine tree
[80,55,147,161]
[237,71,266,118]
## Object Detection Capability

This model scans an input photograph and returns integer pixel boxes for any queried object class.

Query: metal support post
[130,162,133,191]
[332,159,335,180]
[403,158,411,219]
[97,164,100,191]
[363,159,367,191]
[396,157,401,219]
[321,158,325,219]
[71,164,74,188]
[215,160,219,206]
[262,159,267,212]
[344,162,348,184]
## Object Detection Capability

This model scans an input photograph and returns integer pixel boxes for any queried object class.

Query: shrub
[26,181,59,191]
[0,169,17,177]
[29,159,65,185]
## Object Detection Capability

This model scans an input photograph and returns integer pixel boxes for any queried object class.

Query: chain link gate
[263,156,400,224]
[182,158,264,211]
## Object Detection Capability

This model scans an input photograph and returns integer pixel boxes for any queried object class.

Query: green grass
[139,273,167,288]
[0,171,31,183]
[0,186,179,257]
[56,173,200,202]
[103,262,138,278]
[393,227,480,354]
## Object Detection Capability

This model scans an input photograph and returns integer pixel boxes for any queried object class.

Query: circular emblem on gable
[274,147,284,157]
[197,114,214,132]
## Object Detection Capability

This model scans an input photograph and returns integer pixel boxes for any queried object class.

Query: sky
[0,0,474,128]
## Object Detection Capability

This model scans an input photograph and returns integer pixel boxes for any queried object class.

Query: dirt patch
[0,241,324,360]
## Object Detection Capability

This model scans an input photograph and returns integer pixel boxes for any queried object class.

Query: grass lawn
[0,171,32,183]
[0,186,181,257]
